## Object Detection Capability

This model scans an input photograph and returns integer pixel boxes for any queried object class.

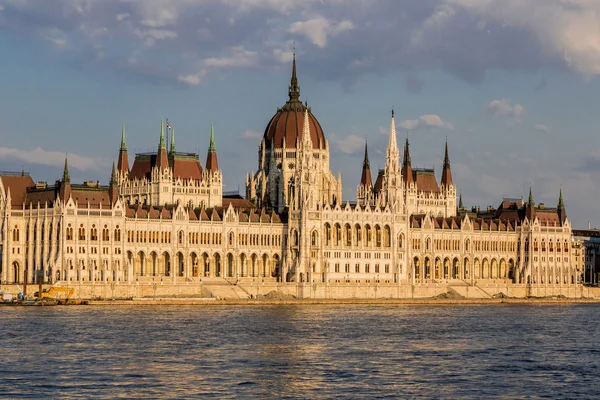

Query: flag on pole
[166,120,172,130]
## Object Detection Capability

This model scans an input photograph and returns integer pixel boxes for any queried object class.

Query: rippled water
[1,304,600,399]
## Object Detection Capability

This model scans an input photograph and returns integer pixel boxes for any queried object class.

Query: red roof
[1,174,36,207]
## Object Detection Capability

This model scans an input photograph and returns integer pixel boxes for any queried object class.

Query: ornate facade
[0,55,582,298]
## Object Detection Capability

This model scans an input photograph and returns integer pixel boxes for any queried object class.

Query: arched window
[66,224,73,241]
[178,230,184,245]
[311,231,318,247]
[365,225,372,246]
[324,223,331,246]
[102,225,110,241]
[114,226,121,242]
[398,233,404,249]
[78,225,86,240]
[375,225,382,248]
[91,225,98,241]
[229,232,234,246]
[465,239,470,252]
[12,225,19,242]
[345,224,352,247]
[384,225,391,248]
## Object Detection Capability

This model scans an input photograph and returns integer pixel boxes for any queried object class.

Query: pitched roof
[413,169,439,193]
[1,174,36,207]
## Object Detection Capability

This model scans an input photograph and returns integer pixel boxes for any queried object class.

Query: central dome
[263,55,326,150]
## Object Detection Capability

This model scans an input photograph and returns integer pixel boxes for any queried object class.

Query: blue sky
[0,0,599,227]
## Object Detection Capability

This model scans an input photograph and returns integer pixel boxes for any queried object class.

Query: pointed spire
[159,118,166,150]
[169,127,176,154]
[156,118,168,169]
[558,188,564,209]
[117,124,130,174]
[205,123,219,173]
[120,123,127,151]
[441,139,453,187]
[360,140,373,189]
[288,51,300,102]
[388,109,398,153]
[62,155,70,183]
[459,192,464,209]
[110,160,117,183]
[60,155,71,201]
[526,186,536,220]
[402,137,414,184]
[301,108,312,148]
[557,188,567,225]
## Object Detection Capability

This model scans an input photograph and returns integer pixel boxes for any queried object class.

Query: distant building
[572,230,600,285]
[0,55,582,298]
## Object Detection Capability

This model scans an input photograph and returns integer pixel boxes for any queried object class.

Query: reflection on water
[1,304,599,399]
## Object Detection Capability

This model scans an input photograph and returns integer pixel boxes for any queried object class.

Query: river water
[1,304,599,399]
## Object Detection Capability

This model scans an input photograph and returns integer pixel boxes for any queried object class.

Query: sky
[0,0,599,228]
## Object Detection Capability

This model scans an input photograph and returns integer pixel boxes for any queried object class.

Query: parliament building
[0,56,582,299]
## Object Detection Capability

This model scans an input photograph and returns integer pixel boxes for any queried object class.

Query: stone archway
[12,261,20,284]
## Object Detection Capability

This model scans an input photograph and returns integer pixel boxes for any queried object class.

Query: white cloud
[0,146,109,171]
[241,130,262,139]
[398,114,453,130]
[177,71,206,86]
[533,124,551,133]
[445,0,600,77]
[204,46,258,68]
[331,134,364,154]
[273,48,294,63]
[289,17,354,48]
[116,13,129,21]
[486,99,524,121]
[46,37,68,49]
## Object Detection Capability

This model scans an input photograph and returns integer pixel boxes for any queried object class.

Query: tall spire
[159,118,166,150]
[402,137,414,184]
[288,51,300,102]
[528,186,534,206]
[557,188,567,225]
[109,161,119,205]
[301,108,312,148]
[120,123,127,151]
[117,124,129,174]
[388,109,398,154]
[205,123,219,173]
[60,155,71,201]
[62,155,70,183]
[157,118,168,169]
[441,139,453,187]
[360,140,373,189]
[459,192,464,209]
[169,127,176,154]
[526,186,536,220]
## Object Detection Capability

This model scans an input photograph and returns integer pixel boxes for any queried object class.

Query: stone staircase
[447,281,493,299]
[201,278,250,299]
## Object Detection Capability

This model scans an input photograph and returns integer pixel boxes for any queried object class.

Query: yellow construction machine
[35,287,76,305]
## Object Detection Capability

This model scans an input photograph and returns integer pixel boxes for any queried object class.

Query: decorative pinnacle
[208,123,216,153]
[120,123,127,151]
[62,155,70,183]
[159,118,166,149]
[363,140,370,167]
[110,160,117,183]
[558,188,564,209]
[288,50,300,102]
[528,186,534,206]
[170,127,176,154]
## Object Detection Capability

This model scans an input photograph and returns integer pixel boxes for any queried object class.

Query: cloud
[486,99,524,121]
[1,0,600,88]
[177,71,206,86]
[330,134,364,154]
[577,150,600,171]
[533,124,551,133]
[0,146,109,172]
[241,130,262,139]
[398,114,453,130]
[204,46,258,68]
[289,17,354,48]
